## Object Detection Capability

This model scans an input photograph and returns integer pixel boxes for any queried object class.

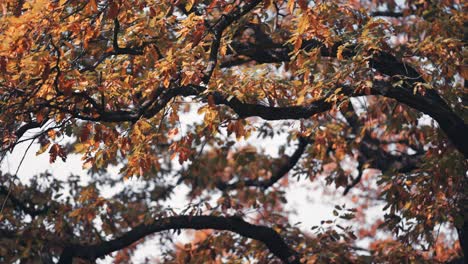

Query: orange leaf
[294,36,303,52]
[89,0,98,11]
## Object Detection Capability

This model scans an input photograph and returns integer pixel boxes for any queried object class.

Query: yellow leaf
[337,45,345,60]
[36,142,51,156]
[69,208,82,217]
[297,16,309,34]
[186,0,195,11]
[403,202,412,210]
[297,95,305,105]
[163,76,170,88]
[288,0,295,14]
[74,143,87,153]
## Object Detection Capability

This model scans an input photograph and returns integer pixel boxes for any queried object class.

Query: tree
[0,0,466,263]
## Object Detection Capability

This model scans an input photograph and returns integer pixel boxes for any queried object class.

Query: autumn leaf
[89,0,98,12]
[0,1,465,263]
[36,142,51,156]
[49,144,67,163]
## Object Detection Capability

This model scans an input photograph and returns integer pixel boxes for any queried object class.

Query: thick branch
[42,73,467,160]
[14,121,42,139]
[377,79,468,158]
[221,38,468,157]
[58,215,300,264]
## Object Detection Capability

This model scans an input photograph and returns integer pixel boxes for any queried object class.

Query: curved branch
[58,215,301,264]
[217,136,311,191]
[41,69,468,160]
[220,37,468,157]
[376,80,468,158]
[214,79,468,158]
[14,121,42,139]
[202,0,263,83]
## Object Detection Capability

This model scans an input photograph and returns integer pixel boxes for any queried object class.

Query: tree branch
[58,215,300,264]
[341,103,423,195]
[202,0,263,83]
[0,185,50,217]
[220,37,468,157]
[112,18,144,55]
[217,136,311,191]
[14,121,42,139]
[370,11,404,17]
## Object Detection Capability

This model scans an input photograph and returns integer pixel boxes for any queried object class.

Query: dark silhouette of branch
[0,185,50,217]
[445,257,465,264]
[217,136,311,191]
[219,37,468,158]
[0,228,16,238]
[341,102,423,195]
[57,215,300,264]
[202,0,263,83]
[112,18,144,56]
[31,60,468,161]
[14,121,42,139]
[343,162,364,196]
[370,11,404,17]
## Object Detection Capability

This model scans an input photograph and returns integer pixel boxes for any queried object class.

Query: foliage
[0,0,466,263]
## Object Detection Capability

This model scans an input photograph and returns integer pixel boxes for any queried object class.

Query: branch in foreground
[29,74,467,160]
[58,215,301,264]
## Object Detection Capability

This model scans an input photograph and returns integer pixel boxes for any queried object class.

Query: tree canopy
[0,0,467,263]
